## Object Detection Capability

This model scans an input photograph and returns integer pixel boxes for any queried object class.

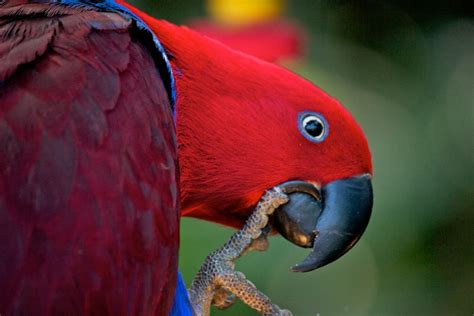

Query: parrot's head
[128,11,373,272]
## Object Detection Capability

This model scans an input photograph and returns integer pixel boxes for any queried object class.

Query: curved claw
[278,180,321,200]
[274,175,373,272]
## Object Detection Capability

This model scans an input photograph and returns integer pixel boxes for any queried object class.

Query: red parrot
[0,0,373,315]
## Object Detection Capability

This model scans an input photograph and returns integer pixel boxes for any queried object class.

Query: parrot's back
[0,1,179,314]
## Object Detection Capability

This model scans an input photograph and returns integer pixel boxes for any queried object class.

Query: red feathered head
[123,3,373,272]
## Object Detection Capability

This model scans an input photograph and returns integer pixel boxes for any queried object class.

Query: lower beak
[274,174,373,272]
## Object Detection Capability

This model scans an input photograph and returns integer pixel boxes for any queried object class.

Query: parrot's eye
[298,112,328,142]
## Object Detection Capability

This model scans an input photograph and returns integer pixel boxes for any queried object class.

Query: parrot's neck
[130,14,276,226]
[153,19,269,226]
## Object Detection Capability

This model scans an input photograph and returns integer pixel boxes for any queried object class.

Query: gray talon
[189,188,292,316]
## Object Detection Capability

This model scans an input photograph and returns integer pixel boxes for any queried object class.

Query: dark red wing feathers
[0,5,178,315]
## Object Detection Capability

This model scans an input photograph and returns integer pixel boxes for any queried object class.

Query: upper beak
[273,174,373,272]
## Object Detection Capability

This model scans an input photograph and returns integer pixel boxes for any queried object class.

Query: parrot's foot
[189,187,293,316]
[211,288,236,309]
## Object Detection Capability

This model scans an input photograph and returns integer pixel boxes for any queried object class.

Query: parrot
[0,0,373,315]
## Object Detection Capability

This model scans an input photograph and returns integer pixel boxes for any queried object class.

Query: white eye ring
[298,112,329,142]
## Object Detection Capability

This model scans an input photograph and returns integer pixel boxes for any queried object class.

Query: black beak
[273,174,373,272]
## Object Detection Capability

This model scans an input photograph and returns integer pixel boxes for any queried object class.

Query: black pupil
[305,119,323,137]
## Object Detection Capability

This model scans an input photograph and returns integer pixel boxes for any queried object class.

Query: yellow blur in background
[206,0,285,26]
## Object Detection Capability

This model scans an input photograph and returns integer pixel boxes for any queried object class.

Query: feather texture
[0,3,179,315]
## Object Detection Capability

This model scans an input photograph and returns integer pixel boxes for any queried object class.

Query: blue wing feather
[169,272,194,316]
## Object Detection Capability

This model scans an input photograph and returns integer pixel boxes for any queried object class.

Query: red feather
[0,4,178,315]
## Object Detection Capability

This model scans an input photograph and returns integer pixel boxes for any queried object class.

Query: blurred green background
[130,1,473,315]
